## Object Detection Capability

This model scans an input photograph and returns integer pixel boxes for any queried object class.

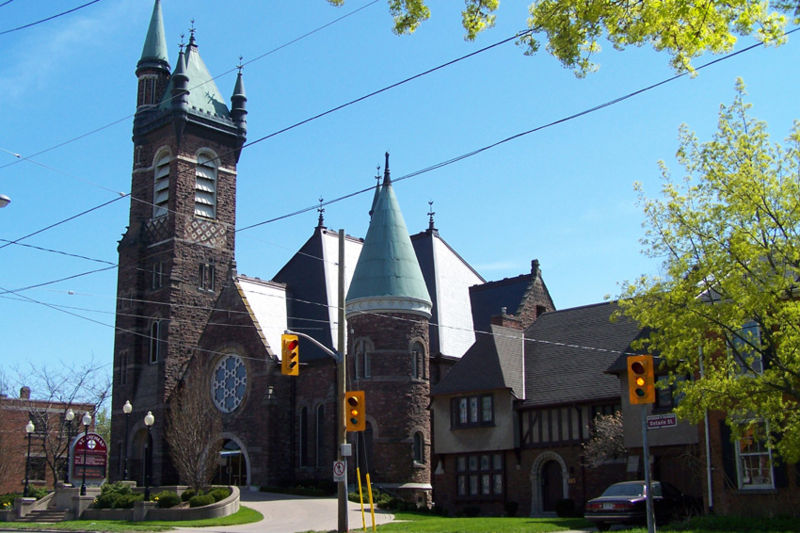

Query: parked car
[584,480,698,531]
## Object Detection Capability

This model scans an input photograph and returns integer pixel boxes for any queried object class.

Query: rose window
[211,354,247,413]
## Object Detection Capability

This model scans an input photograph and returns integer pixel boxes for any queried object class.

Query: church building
[108,0,557,506]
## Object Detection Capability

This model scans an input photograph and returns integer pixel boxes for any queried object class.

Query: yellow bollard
[356,467,366,531]
[366,472,376,531]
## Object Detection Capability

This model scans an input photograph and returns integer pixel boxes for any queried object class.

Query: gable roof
[522,301,642,406]
[236,275,288,359]
[431,324,524,397]
[469,260,555,332]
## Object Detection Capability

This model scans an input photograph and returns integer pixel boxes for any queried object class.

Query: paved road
[171,490,395,533]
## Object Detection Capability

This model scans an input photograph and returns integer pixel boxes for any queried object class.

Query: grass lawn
[368,513,800,533]
[0,505,263,531]
[374,512,592,532]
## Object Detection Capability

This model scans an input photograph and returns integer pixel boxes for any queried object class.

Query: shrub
[92,483,143,509]
[154,490,181,508]
[188,493,215,508]
[1,493,19,508]
[208,487,230,502]
[180,489,195,502]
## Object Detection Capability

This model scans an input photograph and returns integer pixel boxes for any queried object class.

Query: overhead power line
[0,0,104,36]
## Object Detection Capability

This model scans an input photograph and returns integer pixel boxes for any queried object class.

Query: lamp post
[80,412,92,496]
[24,420,34,497]
[143,411,154,501]
[122,401,132,480]
[64,409,74,484]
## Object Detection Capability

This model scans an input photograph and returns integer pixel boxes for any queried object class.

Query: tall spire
[138,0,169,71]
[231,58,247,140]
[346,154,432,318]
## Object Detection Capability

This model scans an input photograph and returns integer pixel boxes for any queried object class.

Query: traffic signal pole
[337,229,349,533]
[641,404,655,533]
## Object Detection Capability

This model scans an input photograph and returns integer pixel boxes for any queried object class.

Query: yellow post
[356,466,366,531]
[366,472,376,531]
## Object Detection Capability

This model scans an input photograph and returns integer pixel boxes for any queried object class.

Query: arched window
[413,432,424,464]
[153,151,171,217]
[149,319,166,364]
[194,152,217,218]
[315,404,325,468]
[410,341,425,379]
[354,338,372,379]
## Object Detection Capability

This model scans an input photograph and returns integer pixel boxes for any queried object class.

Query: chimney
[19,386,31,400]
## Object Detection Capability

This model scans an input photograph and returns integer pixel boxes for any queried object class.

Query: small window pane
[481,395,493,423]
[457,456,466,472]
[469,397,479,423]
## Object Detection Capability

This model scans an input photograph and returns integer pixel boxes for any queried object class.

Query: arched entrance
[529,451,568,515]
[212,438,249,486]
[541,460,563,511]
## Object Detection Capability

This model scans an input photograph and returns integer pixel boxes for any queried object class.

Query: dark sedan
[584,480,694,531]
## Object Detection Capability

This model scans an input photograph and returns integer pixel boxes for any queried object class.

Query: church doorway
[213,439,248,486]
[541,460,563,512]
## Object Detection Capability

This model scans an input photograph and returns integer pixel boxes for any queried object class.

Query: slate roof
[522,301,642,406]
[431,324,524,397]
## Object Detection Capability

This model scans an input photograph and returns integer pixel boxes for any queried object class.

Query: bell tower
[110,0,247,485]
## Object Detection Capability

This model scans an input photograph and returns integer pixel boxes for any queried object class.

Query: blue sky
[1,1,798,389]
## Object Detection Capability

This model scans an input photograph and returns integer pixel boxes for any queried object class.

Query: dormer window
[195,152,217,219]
[153,152,170,217]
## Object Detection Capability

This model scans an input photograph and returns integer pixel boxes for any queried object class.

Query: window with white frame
[736,420,774,489]
[153,152,170,217]
[194,152,217,218]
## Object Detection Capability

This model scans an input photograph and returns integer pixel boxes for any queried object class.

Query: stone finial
[317,197,325,229]
[427,200,436,231]
[531,259,540,277]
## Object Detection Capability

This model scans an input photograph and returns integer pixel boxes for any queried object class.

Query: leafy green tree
[618,79,800,462]
[328,1,797,75]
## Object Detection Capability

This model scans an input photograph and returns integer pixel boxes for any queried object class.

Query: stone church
[108,0,556,506]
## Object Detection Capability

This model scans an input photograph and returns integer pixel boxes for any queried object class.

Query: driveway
[170,489,395,533]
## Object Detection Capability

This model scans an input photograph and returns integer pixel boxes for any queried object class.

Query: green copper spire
[346,153,432,318]
[138,0,169,70]
[159,29,230,119]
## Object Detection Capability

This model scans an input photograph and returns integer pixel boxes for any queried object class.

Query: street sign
[646,413,677,429]
[333,460,346,482]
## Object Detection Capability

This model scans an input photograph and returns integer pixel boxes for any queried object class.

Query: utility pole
[337,228,349,533]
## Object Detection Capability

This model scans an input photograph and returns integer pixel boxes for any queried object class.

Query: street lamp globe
[25,420,34,434]
[82,412,92,427]
[65,409,75,422]
[123,400,132,414]
[144,411,154,427]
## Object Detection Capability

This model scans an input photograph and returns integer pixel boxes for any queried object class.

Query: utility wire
[0,0,103,36]
[0,0,380,171]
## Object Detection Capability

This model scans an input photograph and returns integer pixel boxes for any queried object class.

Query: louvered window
[195,153,217,218]
[153,153,170,217]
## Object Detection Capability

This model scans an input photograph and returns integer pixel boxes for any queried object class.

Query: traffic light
[345,390,366,432]
[627,355,655,405]
[281,334,299,376]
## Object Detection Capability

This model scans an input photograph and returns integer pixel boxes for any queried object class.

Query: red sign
[72,433,107,482]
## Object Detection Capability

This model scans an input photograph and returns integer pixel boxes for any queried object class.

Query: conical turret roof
[346,154,432,318]
[138,0,169,70]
